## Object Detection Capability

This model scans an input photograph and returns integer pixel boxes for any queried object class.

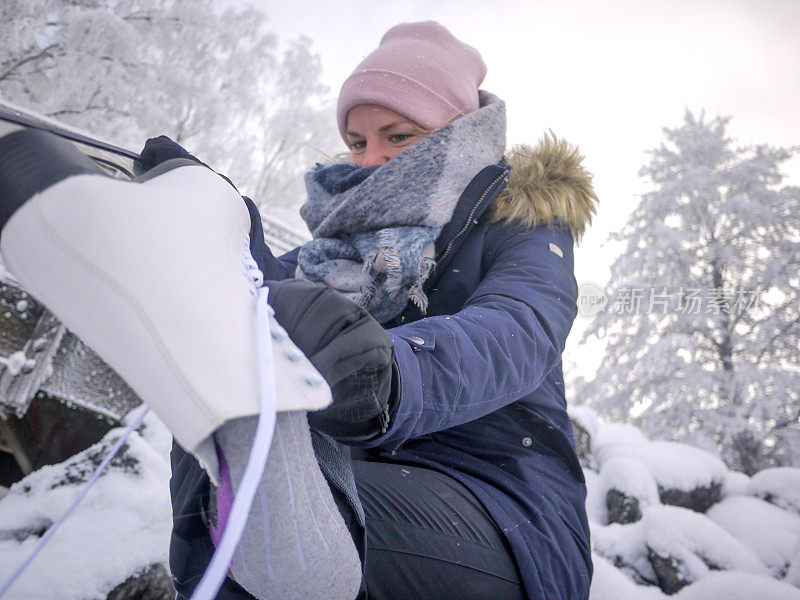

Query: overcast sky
[251,0,800,380]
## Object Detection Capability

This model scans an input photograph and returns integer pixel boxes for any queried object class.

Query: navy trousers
[348,455,524,600]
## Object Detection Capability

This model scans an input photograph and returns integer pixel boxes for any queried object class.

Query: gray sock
[214,411,362,600]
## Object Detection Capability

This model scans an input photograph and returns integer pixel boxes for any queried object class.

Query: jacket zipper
[436,169,509,268]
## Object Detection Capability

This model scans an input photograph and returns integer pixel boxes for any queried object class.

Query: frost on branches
[0,0,339,215]
[576,111,800,473]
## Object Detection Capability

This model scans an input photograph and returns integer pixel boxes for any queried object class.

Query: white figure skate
[0,129,331,464]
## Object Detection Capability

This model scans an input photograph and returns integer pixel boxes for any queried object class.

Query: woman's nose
[360,142,391,167]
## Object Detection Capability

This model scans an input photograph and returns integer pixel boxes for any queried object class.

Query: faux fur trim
[488,133,598,245]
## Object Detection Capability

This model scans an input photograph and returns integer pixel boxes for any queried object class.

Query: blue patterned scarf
[297,91,506,324]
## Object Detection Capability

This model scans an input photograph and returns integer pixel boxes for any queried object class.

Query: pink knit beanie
[337,21,487,140]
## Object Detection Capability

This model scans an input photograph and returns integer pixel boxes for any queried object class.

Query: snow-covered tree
[576,111,800,474]
[0,0,339,212]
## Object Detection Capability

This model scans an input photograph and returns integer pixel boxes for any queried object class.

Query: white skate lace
[0,235,277,600]
[241,234,264,294]
[189,236,277,600]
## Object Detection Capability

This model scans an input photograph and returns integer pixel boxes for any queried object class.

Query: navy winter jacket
[170,142,597,600]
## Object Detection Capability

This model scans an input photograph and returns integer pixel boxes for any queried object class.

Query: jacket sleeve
[367,220,579,449]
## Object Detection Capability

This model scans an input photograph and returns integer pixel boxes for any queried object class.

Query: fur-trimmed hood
[488,134,598,245]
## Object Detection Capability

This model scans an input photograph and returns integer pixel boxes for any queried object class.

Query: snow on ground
[748,467,800,516]
[0,408,172,600]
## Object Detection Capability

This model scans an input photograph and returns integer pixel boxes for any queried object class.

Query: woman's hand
[267,278,397,442]
[135,135,204,174]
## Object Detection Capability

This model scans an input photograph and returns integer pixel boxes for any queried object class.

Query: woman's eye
[390,134,412,144]
[349,140,366,151]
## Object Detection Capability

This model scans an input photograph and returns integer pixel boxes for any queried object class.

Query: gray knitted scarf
[297,91,506,324]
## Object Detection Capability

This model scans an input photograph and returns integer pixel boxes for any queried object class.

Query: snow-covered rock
[722,469,751,498]
[106,563,173,600]
[786,549,800,588]
[593,504,770,594]
[598,435,727,512]
[569,405,600,469]
[592,421,650,466]
[584,469,607,525]
[598,456,659,524]
[0,414,173,600]
[672,571,800,599]
[589,553,666,600]
[592,520,657,586]
[748,467,800,516]
[643,505,769,593]
[707,495,800,578]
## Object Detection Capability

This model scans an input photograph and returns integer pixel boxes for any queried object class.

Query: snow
[0,391,798,599]
[672,571,800,600]
[583,469,607,525]
[0,415,173,600]
[592,504,771,590]
[747,467,800,516]
[723,470,751,498]
[598,456,660,510]
[569,404,601,439]
[787,550,800,588]
[589,553,666,600]
[0,351,32,376]
[596,426,728,491]
[642,505,769,581]
[707,495,800,577]
[594,421,649,454]
[596,434,728,493]
[592,520,656,584]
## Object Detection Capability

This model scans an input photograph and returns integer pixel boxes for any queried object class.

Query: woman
[164,21,597,600]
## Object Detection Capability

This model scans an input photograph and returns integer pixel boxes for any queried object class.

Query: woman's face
[345,104,427,168]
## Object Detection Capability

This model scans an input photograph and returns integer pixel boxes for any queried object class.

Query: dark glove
[135,135,205,174]
[135,135,239,190]
[266,278,398,442]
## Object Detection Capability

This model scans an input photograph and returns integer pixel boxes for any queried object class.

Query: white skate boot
[0,129,331,464]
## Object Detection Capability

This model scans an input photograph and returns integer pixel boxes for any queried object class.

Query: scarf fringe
[375,230,404,295]
[409,256,436,314]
